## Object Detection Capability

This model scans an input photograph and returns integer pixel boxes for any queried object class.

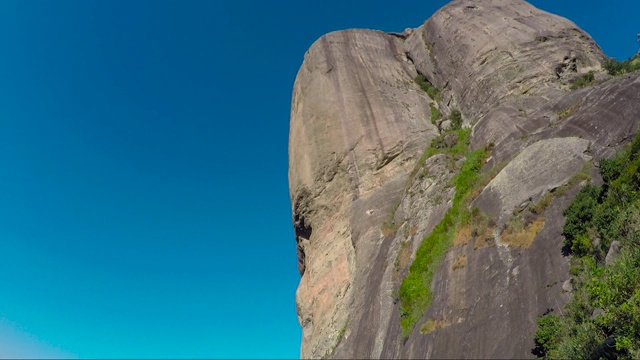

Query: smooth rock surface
[474,137,591,221]
[405,0,602,134]
[289,28,436,358]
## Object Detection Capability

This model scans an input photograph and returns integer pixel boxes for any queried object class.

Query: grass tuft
[452,254,467,270]
[419,318,450,335]
[570,71,595,90]
[557,100,583,120]
[501,217,546,248]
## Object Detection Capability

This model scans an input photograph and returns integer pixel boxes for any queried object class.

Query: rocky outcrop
[289,29,438,358]
[475,137,591,221]
[288,0,640,358]
[405,0,602,147]
[605,240,622,265]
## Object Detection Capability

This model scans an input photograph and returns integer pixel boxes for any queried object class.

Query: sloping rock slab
[474,137,591,220]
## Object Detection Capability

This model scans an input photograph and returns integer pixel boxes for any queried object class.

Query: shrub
[593,205,620,244]
[427,87,439,100]
[533,129,640,359]
[415,74,440,101]
[570,71,595,89]
[450,109,462,130]
[337,326,346,341]
[501,217,545,249]
[430,132,459,149]
[603,54,640,76]
[562,184,600,251]
[629,127,640,162]
[430,104,440,125]
[534,313,563,356]
[571,233,592,256]
[600,157,623,185]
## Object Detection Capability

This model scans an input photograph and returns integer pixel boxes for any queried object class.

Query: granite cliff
[288,0,640,358]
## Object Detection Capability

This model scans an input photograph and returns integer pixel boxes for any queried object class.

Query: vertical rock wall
[289,29,437,358]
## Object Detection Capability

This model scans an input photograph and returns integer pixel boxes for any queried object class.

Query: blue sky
[0,0,637,359]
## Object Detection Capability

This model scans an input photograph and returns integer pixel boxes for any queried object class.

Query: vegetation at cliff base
[398,127,490,338]
[533,130,640,359]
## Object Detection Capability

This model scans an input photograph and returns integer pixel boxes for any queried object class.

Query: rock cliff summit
[289,0,640,358]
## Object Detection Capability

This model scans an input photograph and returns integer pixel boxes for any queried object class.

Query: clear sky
[0,0,637,359]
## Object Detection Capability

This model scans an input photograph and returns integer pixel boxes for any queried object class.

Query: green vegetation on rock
[533,130,640,359]
[415,74,440,101]
[570,71,595,89]
[430,104,440,125]
[398,127,490,338]
[603,54,640,76]
[449,109,462,130]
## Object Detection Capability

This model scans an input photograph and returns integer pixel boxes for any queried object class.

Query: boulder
[605,241,622,265]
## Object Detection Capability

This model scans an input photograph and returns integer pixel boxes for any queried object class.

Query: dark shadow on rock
[561,242,572,257]
[531,344,545,358]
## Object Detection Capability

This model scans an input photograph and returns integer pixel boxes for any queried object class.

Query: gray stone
[474,137,591,220]
[439,119,452,131]
[592,308,606,319]
[562,279,573,293]
[518,200,531,212]
[605,241,622,265]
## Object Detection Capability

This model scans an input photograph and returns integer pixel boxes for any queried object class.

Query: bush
[592,206,616,245]
[415,74,440,101]
[450,109,462,130]
[629,127,640,162]
[533,130,640,359]
[570,71,595,89]
[562,184,600,251]
[430,104,440,125]
[430,132,459,150]
[600,157,623,185]
[426,87,439,100]
[534,313,563,356]
[603,54,640,76]
[571,233,592,256]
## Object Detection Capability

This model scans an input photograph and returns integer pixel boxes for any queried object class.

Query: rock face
[288,0,640,358]
[289,29,438,358]
[474,137,591,220]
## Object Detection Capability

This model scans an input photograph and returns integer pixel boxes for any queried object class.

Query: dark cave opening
[294,213,313,276]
